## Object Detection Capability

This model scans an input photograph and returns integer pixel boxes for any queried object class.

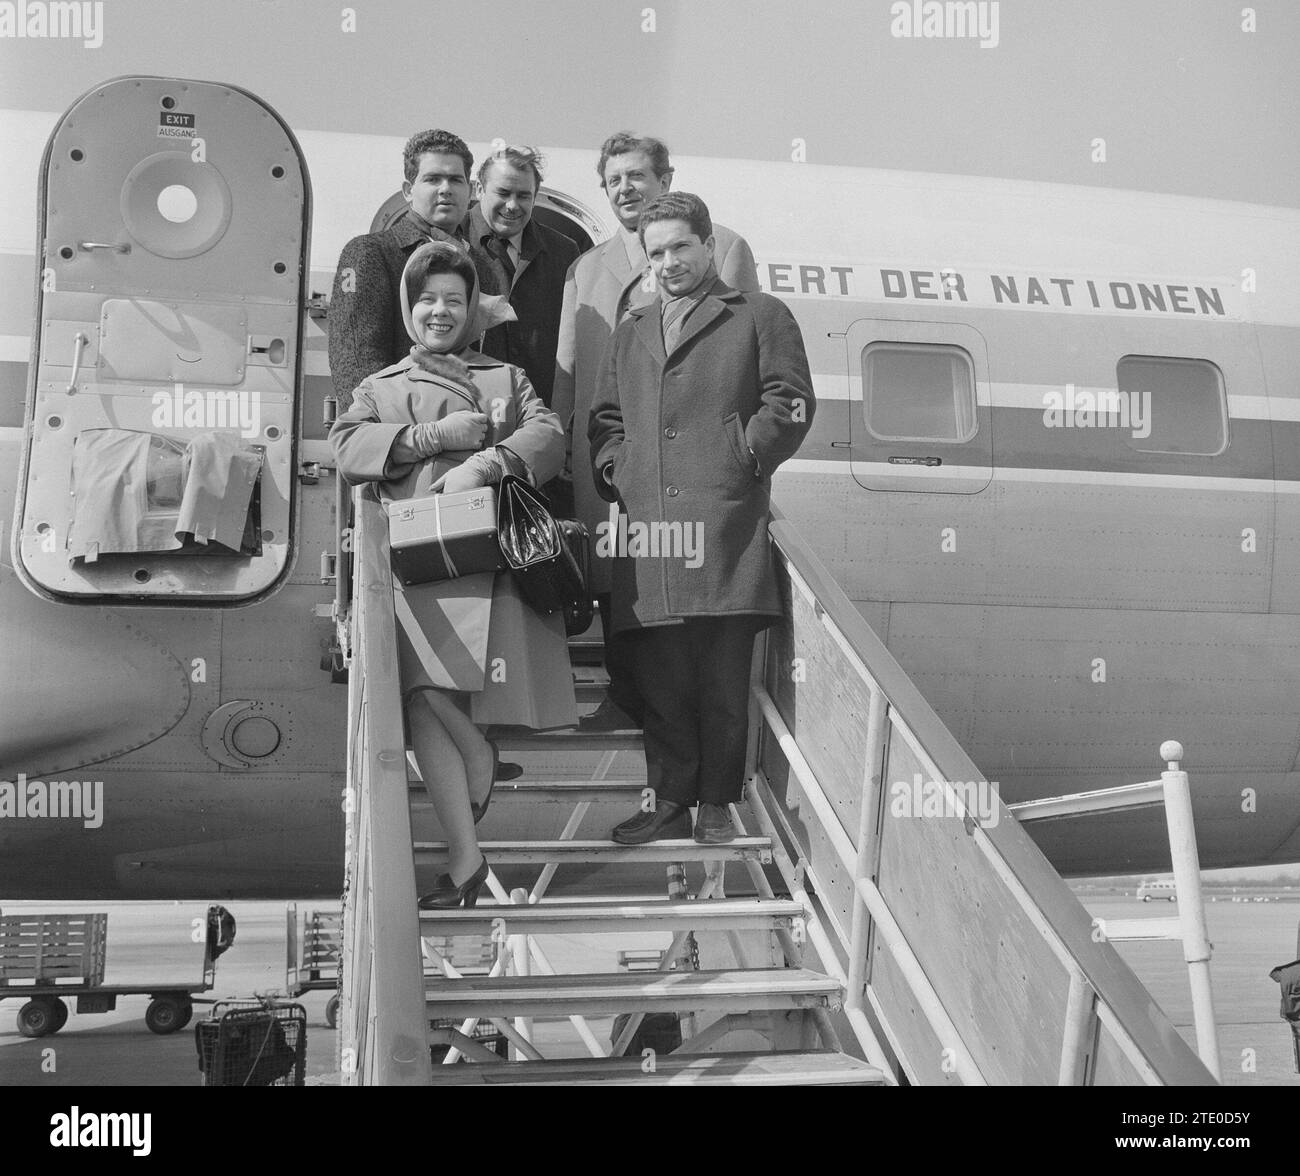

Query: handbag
[495,447,593,637]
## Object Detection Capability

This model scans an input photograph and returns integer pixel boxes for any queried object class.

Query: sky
[0,0,1295,206]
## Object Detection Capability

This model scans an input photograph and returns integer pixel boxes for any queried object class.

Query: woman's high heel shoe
[471,741,501,824]
[418,857,489,909]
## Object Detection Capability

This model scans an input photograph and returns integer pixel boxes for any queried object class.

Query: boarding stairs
[339,489,1220,1086]
[404,645,882,1086]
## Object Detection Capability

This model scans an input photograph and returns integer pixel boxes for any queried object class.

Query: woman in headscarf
[331,240,576,908]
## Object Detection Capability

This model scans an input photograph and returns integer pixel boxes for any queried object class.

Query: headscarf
[399,239,516,356]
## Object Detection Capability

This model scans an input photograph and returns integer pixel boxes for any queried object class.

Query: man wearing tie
[588,192,814,843]
[469,145,579,411]
[553,133,759,731]
[328,129,500,409]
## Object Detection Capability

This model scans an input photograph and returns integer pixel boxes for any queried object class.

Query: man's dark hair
[404,245,478,309]
[637,191,712,247]
[403,129,474,184]
[597,132,672,187]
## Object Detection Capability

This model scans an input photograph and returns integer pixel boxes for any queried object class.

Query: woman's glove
[409,411,489,457]
[429,449,505,495]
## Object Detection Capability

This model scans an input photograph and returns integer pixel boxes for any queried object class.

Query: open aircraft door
[844,317,992,493]
[13,76,310,604]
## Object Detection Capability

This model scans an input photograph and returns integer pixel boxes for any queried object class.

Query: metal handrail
[752,506,1215,1086]
[1025,745,1221,1080]
[339,489,433,1085]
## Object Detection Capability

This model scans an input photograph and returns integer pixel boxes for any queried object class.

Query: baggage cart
[285,904,341,1027]
[195,998,306,1086]
[0,904,235,1038]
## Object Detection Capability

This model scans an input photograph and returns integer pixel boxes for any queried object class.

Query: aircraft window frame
[861,341,978,444]
[1118,354,1229,458]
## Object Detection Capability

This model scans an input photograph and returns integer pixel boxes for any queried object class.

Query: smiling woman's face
[411,272,470,351]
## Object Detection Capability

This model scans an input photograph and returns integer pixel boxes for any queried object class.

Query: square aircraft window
[863,342,977,443]
[1119,356,1227,456]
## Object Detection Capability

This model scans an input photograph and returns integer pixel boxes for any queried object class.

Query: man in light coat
[588,192,814,844]
[553,133,759,731]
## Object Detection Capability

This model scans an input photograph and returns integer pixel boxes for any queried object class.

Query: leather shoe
[418,857,489,909]
[579,697,642,732]
[694,802,737,844]
[611,800,691,844]
[495,760,523,781]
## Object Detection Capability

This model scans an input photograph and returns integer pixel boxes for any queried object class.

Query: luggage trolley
[195,998,307,1087]
[0,904,236,1037]
[285,904,341,1027]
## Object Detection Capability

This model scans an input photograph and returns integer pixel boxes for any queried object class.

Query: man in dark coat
[327,129,500,408]
[554,132,759,733]
[588,192,814,844]
[469,145,579,410]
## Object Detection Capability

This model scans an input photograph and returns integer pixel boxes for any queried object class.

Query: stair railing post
[510,886,533,1057]
[847,691,887,1019]
[1058,966,1097,1085]
[1159,740,1221,1081]
[744,627,770,782]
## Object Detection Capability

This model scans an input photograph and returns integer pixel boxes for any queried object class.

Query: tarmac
[3,891,1299,1086]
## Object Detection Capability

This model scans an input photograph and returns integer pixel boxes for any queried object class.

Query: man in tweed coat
[328,129,500,408]
[589,192,814,845]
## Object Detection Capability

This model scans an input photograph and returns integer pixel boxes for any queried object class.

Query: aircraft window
[862,342,977,443]
[1118,356,1227,456]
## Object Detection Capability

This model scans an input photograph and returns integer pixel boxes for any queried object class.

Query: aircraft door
[14,76,310,604]
[845,318,992,493]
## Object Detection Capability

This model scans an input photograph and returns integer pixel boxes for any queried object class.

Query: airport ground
[1,889,1297,1087]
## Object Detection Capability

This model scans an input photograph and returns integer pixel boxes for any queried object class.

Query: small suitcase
[386,488,505,586]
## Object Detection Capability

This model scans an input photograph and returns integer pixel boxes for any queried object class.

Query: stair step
[424,968,842,1019]
[571,666,610,682]
[413,838,772,865]
[425,1049,884,1086]
[493,729,643,751]
[419,898,803,936]
[408,779,647,800]
[566,640,605,667]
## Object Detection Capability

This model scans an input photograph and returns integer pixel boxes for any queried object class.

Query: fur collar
[408,347,479,393]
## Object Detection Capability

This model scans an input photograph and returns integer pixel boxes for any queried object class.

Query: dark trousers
[626,616,766,807]
[597,592,644,723]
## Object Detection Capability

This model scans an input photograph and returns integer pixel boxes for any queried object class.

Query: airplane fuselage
[3,88,1299,896]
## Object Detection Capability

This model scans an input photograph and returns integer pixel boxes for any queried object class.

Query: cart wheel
[49,998,69,1033]
[174,1000,194,1031]
[325,993,339,1029]
[145,995,187,1034]
[17,999,58,1038]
